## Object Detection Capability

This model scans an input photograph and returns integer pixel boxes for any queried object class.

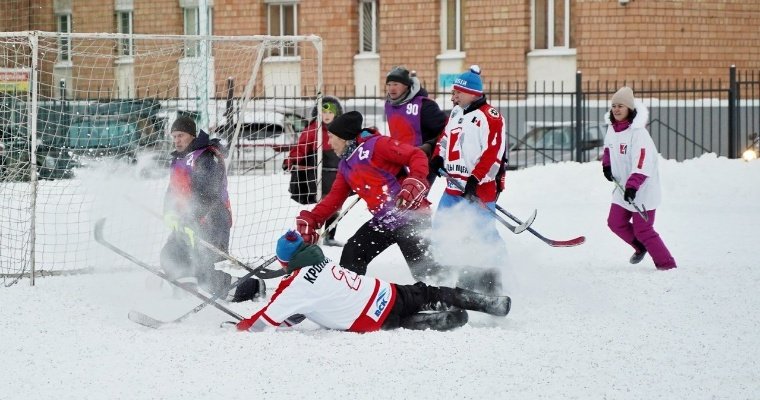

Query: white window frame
[266,2,299,57]
[440,0,463,52]
[531,0,572,50]
[116,10,133,57]
[359,0,378,53]
[183,5,213,58]
[57,13,72,62]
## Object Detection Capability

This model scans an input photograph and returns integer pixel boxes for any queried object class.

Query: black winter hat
[170,115,197,136]
[386,66,413,87]
[327,111,363,140]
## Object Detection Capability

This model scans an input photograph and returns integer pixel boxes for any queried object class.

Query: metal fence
[321,66,760,170]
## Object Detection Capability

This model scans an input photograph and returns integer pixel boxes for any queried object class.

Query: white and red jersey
[237,258,397,333]
[604,102,662,211]
[436,101,506,202]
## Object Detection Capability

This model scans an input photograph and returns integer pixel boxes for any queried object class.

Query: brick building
[1,0,759,97]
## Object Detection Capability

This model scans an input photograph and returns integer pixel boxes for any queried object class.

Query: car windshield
[518,126,573,150]
[68,120,138,148]
[240,123,284,140]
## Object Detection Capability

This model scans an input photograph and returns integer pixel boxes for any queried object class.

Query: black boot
[449,287,511,316]
[456,268,503,296]
[399,309,469,331]
[630,239,647,264]
[425,284,510,317]
[230,278,266,303]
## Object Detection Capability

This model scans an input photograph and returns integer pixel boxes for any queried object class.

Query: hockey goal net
[0,32,323,286]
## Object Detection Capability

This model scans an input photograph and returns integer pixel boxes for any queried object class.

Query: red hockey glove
[396,176,429,210]
[296,210,322,244]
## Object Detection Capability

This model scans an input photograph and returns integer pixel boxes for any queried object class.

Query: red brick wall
[576,0,760,82]
[2,0,760,95]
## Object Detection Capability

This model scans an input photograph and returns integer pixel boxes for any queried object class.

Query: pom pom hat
[276,230,304,266]
[611,86,636,111]
[453,65,484,96]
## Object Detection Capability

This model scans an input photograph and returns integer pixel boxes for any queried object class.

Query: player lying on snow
[236,231,511,332]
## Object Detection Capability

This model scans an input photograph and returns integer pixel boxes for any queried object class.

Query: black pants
[339,213,444,281]
[381,282,455,329]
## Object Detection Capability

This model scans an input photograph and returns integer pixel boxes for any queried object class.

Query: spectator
[283,96,345,246]
[602,86,677,270]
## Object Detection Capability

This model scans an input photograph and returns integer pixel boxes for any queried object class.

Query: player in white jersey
[235,231,511,333]
[602,86,676,270]
[429,66,508,295]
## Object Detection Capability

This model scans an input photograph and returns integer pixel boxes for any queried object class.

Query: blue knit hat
[453,65,483,96]
[276,230,304,266]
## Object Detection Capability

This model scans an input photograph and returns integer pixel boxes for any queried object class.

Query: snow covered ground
[2,154,759,399]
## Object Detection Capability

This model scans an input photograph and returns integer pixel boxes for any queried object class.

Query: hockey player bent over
[236,231,511,332]
[294,111,444,282]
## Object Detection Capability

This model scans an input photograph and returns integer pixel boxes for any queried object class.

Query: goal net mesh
[0,32,322,285]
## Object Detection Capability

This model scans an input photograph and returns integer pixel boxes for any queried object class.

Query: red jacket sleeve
[471,106,504,181]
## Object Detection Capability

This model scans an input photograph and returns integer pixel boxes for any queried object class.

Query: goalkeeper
[160,116,262,302]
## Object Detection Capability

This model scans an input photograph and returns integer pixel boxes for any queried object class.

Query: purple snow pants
[607,203,677,269]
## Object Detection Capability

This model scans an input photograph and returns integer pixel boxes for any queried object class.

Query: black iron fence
[322,66,760,170]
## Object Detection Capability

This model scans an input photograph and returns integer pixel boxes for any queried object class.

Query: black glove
[463,175,479,201]
[430,156,445,177]
[603,165,612,182]
[624,187,637,202]
[281,160,290,171]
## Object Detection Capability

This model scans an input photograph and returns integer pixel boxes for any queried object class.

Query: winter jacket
[603,102,662,211]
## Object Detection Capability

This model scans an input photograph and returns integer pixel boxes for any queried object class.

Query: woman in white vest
[602,86,677,270]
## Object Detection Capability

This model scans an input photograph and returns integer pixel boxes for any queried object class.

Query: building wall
[575,0,760,82]
[2,0,759,96]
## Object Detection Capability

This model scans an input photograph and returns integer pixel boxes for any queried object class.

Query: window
[183,6,213,58]
[267,3,298,57]
[57,14,71,62]
[532,0,574,50]
[441,0,463,52]
[359,0,378,53]
[116,11,133,57]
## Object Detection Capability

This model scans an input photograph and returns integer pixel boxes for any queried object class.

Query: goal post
[0,31,323,285]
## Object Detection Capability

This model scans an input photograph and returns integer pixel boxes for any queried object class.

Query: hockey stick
[494,204,586,247]
[612,179,649,222]
[127,268,256,329]
[125,197,286,280]
[93,218,244,326]
[438,169,535,234]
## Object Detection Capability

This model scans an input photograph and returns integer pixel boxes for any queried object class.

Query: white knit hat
[611,86,635,110]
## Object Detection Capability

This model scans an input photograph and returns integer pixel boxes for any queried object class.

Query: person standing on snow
[294,111,445,282]
[283,96,345,246]
[602,86,677,270]
[235,230,511,333]
[384,66,447,184]
[430,65,508,295]
[161,115,263,302]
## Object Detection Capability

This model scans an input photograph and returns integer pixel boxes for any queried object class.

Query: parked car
[507,122,606,170]
[0,138,78,181]
[216,108,309,173]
